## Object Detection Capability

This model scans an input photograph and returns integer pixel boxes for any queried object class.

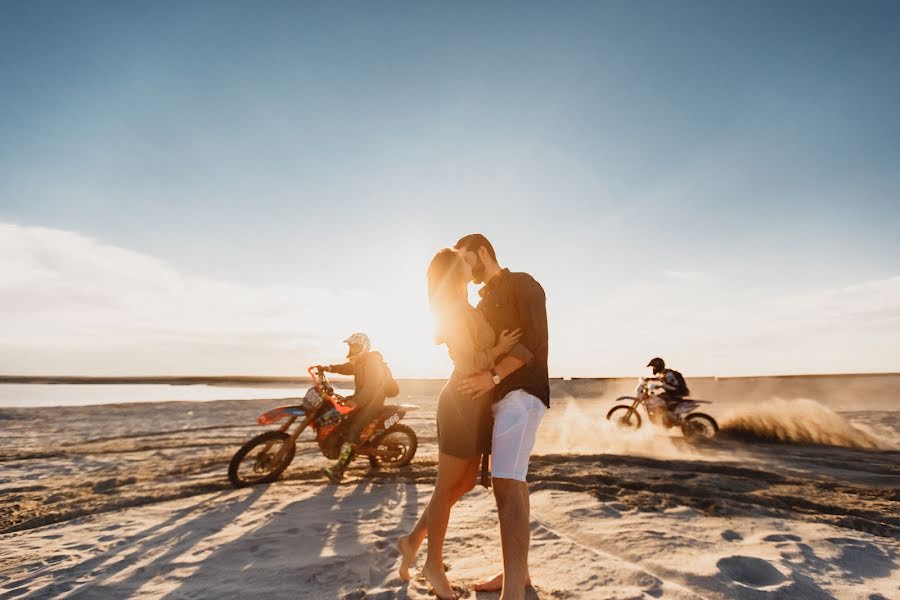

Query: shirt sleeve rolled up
[510,276,547,366]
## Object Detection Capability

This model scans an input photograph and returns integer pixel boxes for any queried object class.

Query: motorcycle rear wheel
[606,404,642,431]
[368,424,417,468]
[681,413,718,442]
[228,431,296,488]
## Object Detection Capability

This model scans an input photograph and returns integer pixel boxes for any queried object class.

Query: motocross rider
[317,333,394,483]
[646,357,691,424]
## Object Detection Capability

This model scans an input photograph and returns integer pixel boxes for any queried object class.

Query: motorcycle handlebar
[308,366,330,393]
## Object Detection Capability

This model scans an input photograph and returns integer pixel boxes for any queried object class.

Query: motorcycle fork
[285,413,315,446]
[260,414,311,459]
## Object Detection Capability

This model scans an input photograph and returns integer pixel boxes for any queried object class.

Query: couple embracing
[398,234,550,600]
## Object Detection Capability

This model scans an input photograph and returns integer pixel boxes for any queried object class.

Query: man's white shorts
[491,389,546,481]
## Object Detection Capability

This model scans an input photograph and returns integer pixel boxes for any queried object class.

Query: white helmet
[343,332,371,355]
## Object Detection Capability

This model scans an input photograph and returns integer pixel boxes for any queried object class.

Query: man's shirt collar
[479,268,511,297]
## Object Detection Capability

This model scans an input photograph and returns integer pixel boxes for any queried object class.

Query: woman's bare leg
[398,507,429,580]
[398,455,480,586]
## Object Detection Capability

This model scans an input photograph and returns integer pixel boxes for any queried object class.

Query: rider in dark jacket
[647,357,690,419]
[319,333,392,483]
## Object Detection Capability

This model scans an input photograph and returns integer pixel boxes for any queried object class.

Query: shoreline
[2,371,899,386]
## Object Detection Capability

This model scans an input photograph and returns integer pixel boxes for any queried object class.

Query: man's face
[458,248,485,284]
[347,343,364,359]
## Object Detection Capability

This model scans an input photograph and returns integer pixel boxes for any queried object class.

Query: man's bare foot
[473,572,532,592]
[422,561,459,600]
[397,536,416,581]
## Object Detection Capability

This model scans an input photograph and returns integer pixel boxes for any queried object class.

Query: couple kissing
[398,233,549,600]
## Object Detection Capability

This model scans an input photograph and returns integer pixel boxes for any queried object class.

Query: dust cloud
[718,398,894,449]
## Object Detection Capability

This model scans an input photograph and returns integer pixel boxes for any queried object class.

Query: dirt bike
[228,366,419,487]
[606,377,719,441]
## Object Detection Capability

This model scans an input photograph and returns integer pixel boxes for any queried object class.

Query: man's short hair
[454,233,497,262]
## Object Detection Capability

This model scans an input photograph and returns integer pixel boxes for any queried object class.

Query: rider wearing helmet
[646,357,691,423]
[318,333,395,483]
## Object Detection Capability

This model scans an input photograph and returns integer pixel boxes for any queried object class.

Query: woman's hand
[495,328,523,355]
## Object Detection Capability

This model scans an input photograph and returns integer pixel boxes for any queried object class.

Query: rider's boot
[323,442,353,484]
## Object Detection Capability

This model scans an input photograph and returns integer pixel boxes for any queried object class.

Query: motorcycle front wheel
[606,404,642,431]
[681,413,718,442]
[228,431,296,488]
[368,424,417,468]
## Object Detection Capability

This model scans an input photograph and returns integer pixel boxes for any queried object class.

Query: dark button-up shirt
[477,269,550,407]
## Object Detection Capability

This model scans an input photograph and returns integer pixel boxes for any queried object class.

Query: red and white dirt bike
[228,366,419,487]
[606,377,719,442]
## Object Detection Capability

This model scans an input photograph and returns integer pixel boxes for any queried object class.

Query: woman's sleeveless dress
[436,305,496,458]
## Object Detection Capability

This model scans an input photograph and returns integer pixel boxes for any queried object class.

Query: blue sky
[1,1,899,377]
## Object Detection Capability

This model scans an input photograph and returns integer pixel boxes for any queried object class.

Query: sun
[363,296,449,379]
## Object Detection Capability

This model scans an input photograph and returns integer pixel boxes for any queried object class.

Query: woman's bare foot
[422,560,459,600]
[473,572,532,592]
[397,536,416,580]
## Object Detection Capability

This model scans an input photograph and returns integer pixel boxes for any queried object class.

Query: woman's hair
[427,248,468,341]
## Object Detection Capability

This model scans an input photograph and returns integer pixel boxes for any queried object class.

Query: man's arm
[323,362,354,376]
[512,276,547,367]
[493,354,526,380]
[458,276,547,399]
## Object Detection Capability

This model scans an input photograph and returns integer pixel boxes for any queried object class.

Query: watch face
[492,375,501,385]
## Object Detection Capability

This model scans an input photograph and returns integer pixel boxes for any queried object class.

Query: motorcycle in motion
[228,366,419,487]
[606,377,719,441]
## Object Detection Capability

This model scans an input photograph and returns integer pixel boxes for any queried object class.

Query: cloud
[0,223,373,374]
[2,222,898,377]
[552,269,900,376]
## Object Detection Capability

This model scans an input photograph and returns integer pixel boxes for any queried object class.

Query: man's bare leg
[486,477,531,600]
[473,572,533,593]
[472,477,533,592]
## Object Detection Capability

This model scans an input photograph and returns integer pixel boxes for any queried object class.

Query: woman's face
[457,251,474,285]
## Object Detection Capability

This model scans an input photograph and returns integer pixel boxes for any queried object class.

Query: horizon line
[2,371,899,385]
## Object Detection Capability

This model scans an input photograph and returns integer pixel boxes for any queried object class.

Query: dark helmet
[647,357,665,374]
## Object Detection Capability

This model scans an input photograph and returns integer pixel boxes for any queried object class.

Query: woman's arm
[482,328,523,366]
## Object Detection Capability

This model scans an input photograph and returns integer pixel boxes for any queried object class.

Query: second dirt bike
[228,366,419,487]
[606,378,719,442]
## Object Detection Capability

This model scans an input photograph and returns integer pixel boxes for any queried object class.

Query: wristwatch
[490,368,501,385]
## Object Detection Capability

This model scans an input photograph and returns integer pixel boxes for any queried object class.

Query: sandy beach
[1,377,898,599]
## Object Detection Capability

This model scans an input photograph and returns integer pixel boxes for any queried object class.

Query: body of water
[0,383,320,408]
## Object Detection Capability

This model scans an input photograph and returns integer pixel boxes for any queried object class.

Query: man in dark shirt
[455,234,548,600]
[646,356,691,425]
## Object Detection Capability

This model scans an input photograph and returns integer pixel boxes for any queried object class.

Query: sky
[1,1,899,378]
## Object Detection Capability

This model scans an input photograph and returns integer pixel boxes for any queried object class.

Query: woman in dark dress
[397,248,520,599]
